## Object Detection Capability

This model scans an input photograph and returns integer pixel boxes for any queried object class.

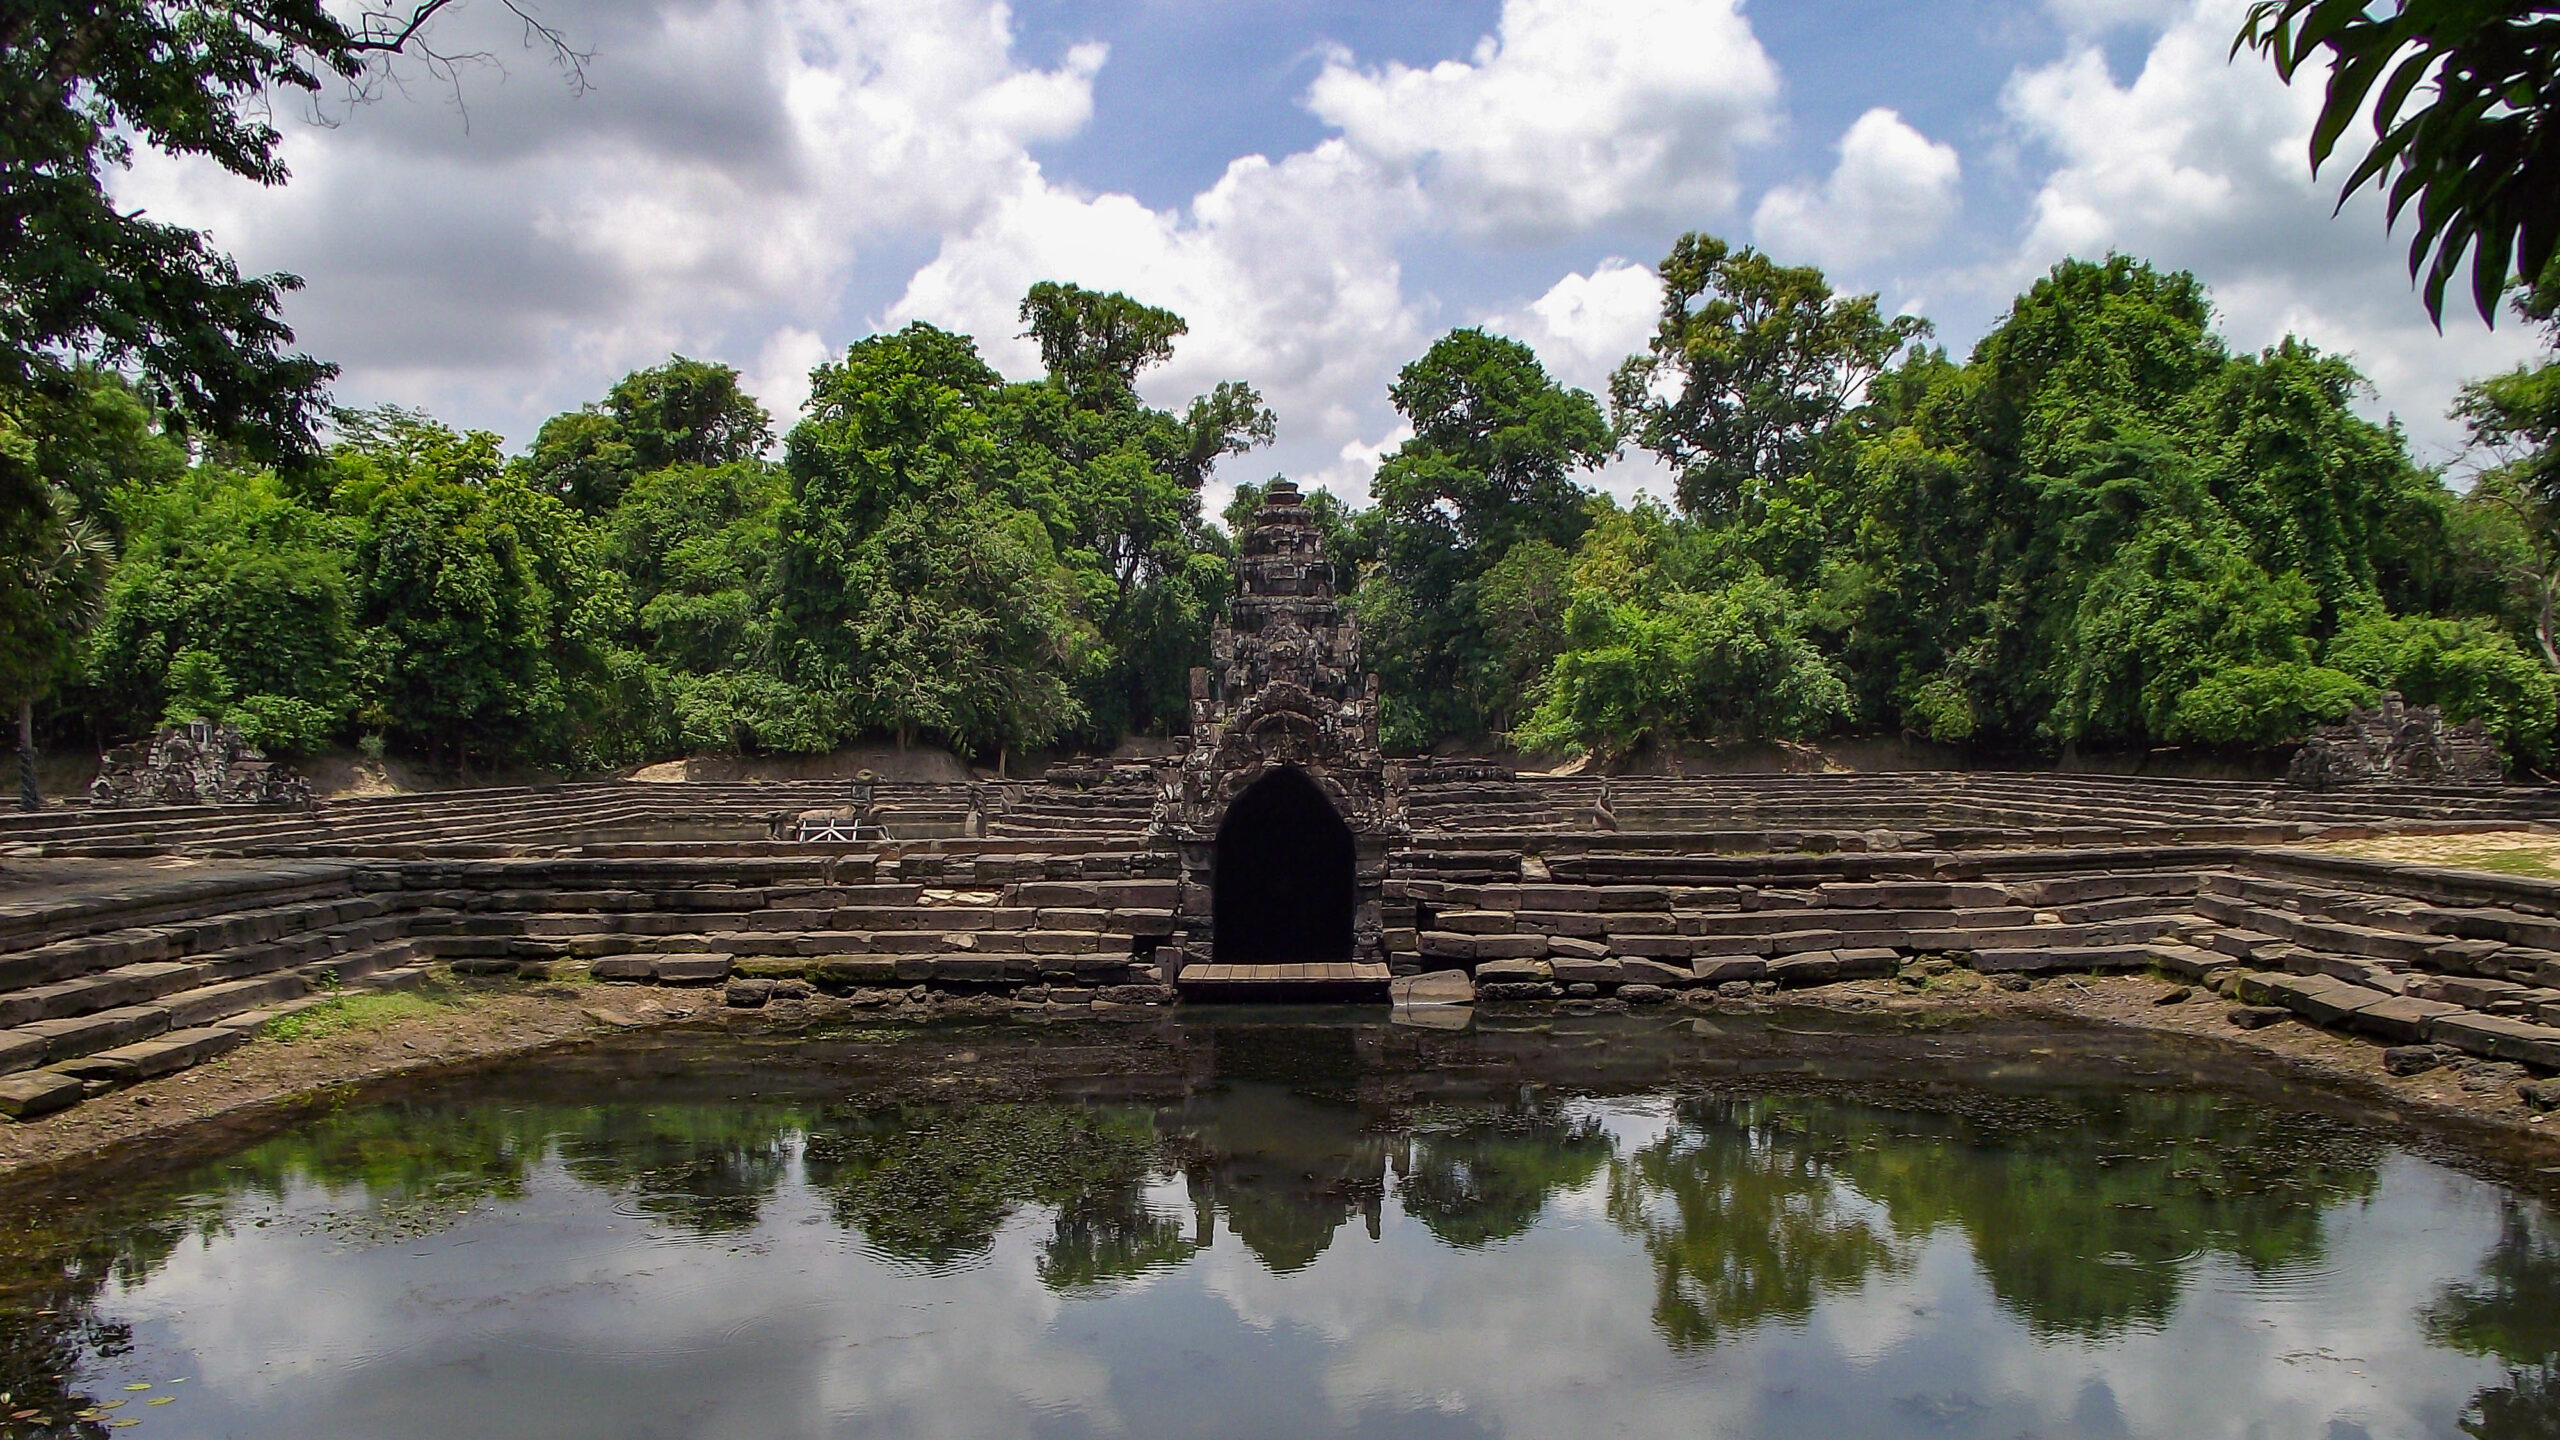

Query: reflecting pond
[1,1012,2556,1439]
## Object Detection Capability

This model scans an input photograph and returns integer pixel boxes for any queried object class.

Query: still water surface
[0,1013,2556,1439]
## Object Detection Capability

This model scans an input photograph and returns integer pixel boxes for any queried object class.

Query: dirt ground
[0,979,719,1175]
[2299,826,2560,878]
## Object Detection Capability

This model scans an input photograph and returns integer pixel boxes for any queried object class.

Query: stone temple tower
[1156,481,1397,980]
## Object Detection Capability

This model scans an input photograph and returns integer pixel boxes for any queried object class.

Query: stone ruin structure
[13,483,2560,1119]
[1154,480,1398,975]
[87,720,312,809]
[14,647,2560,1118]
[2287,692,2506,790]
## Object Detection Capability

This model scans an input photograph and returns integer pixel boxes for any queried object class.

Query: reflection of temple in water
[1171,1083,1391,1273]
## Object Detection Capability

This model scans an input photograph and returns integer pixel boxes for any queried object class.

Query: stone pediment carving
[88,721,312,809]
[1156,482,1397,842]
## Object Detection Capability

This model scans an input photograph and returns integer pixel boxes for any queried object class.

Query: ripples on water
[0,1012,2553,1439]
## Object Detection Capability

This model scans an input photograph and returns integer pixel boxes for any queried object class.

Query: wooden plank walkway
[1174,961,1392,1003]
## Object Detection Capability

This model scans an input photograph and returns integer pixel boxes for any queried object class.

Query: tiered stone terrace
[2,767,2558,1121]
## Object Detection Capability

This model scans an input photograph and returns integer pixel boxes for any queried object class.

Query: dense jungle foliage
[6,249,2559,776]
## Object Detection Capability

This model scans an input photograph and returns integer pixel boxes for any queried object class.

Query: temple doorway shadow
[1212,767,1356,964]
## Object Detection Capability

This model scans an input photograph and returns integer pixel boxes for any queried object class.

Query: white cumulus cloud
[115,0,1106,439]
[1304,0,1780,240]
[1754,108,1963,270]
[883,139,1430,514]
[1482,257,1663,400]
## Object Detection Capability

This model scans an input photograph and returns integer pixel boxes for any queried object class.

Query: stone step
[4,1004,169,1070]
[450,883,929,913]
[298,941,416,986]
[2,955,449,1116]
[57,1025,253,1084]
[0,862,356,954]
[1175,963,1390,1003]
[0,891,390,991]
[2234,969,2548,1053]
[0,962,319,1077]
[160,972,312,1030]
[1968,944,2160,974]
[0,961,201,1028]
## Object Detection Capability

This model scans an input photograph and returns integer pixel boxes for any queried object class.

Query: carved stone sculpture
[87,720,313,808]
[2287,692,2506,789]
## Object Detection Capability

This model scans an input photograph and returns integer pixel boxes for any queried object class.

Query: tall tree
[1612,234,1928,525]
[779,324,1095,759]
[1000,283,1270,739]
[87,464,361,754]
[0,422,111,807]
[603,459,812,754]
[1360,330,1609,744]
[1019,282,1188,404]
[525,358,773,514]
[330,407,640,771]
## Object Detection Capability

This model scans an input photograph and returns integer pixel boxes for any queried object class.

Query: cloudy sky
[120,0,2545,508]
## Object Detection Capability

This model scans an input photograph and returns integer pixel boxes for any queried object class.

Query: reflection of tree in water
[802,1103,1186,1283]
[0,1202,195,1431]
[0,1100,560,1431]
[197,1101,548,1223]
[553,1105,805,1234]
[1604,1096,1904,1350]
[1393,1105,1614,1249]
[0,1062,2466,1431]
[2425,1205,2560,1440]
[1600,1091,2387,1351]
[1818,1092,2383,1339]
[1038,1192,1196,1294]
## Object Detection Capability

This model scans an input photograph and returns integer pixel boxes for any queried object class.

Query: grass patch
[261,989,453,1044]
[2453,849,2560,880]
[2382,847,2560,880]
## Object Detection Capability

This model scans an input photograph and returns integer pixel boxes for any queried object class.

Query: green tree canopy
[525,357,773,514]
[88,464,359,752]
[1358,330,1609,744]
[1019,281,1188,404]
[1841,254,2461,753]
[330,407,642,769]
[1612,233,1928,525]
[779,325,1095,758]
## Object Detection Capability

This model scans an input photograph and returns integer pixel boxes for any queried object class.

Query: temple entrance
[1212,767,1355,964]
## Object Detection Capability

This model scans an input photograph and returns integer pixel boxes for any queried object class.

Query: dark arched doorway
[1213,767,1355,964]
